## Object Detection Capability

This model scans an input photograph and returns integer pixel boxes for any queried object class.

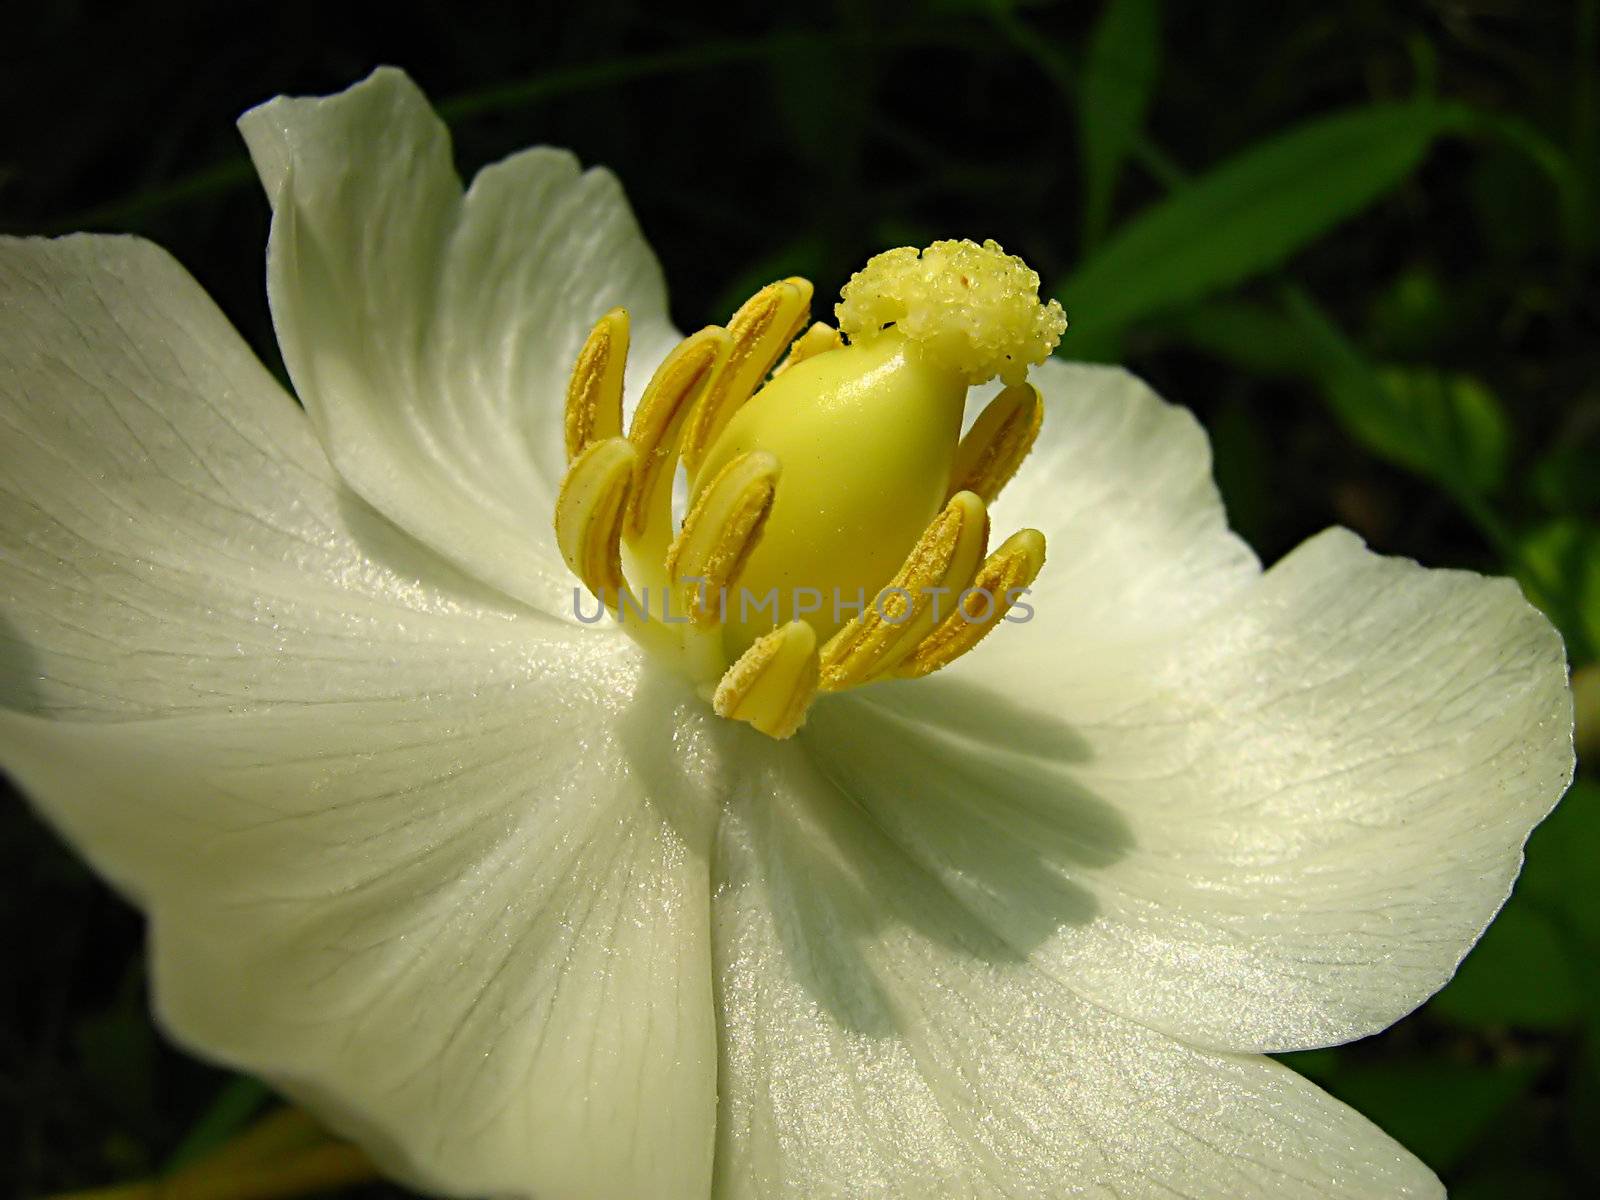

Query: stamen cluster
[555,244,1054,738]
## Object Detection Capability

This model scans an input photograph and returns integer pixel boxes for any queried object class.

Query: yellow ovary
[691,332,965,651]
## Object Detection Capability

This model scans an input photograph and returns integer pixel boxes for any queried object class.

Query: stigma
[555,238,1064,738]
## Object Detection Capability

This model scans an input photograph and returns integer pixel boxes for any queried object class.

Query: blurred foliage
[1,0,1597,1196]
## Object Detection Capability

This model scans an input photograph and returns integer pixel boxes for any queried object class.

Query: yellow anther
[897,528,1046,679]
[819,490,990,691]
[714,619,819,739]
[681,278,813,476]
[625,326,732,541]
[665,450,780,625]
[771,321,844,377]
[948,382,1042,504]
[563,308,628,463]
[553,436,637,605]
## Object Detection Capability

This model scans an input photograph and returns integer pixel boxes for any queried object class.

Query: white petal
[712,747,1442,1199]
[1,658,721,1200]
[808,527,1574,1052]
[0,232,715,1196]
[984,358,1261,653]
[0,233,540,720]
[240,67,680,614]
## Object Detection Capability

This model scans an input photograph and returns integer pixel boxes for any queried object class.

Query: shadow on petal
[331,486,561,621]
[802,678,1134,960]
[861,675,1093,764]
[615,656,728,857]
[608,640,1135,1039]
[724,699,1131,1034]
[0,610,46,714]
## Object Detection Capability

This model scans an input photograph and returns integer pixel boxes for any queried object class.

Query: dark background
[3,1,1597,1196]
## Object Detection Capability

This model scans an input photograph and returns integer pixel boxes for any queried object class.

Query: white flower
[0,67,1574,1200]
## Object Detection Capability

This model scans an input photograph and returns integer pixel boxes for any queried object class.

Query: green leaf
[1061,102,1466,350]
[1366,367,1509,494]
[1166,299,1310,376]
[708,235,832,327]
[1312,1057,1542,1173]
[1079,0,1161,249]
[1366,267,1460,357]
[163,1076,271,1173]
[1514,521,1600,661]
[1208,396,1274,547]
[1519,780,1600,951]
[1177,290,1510,499]
[1452,1168,1571,1200]
[1275,1046,1343,1082]
[1429,783,1600,1038]
[74,969,158,1124]
[1280,290,1510,497]
[771,31,869,172]
[1430,902,1582,1031]
[1532,425,1600,515]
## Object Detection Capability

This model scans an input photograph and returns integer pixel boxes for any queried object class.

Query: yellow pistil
[554,237,1064,738]
[835,238,1065,386]
[694,328,967,651]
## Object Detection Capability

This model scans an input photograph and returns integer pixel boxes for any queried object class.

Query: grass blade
[1079,0,1162,250]
[1062,102,1468,350]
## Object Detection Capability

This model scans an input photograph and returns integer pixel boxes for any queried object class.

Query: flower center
[554,238,1065,738]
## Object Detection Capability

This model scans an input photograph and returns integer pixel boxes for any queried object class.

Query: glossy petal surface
[986,358,1261,645]
[0,234,716,1199]
[712,744,1444,1198]
[812,522,1571,1050]
[241,67,680,613]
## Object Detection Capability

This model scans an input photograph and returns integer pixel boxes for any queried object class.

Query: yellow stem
[46,1111,380,1200]
[183,1108,324,1172]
